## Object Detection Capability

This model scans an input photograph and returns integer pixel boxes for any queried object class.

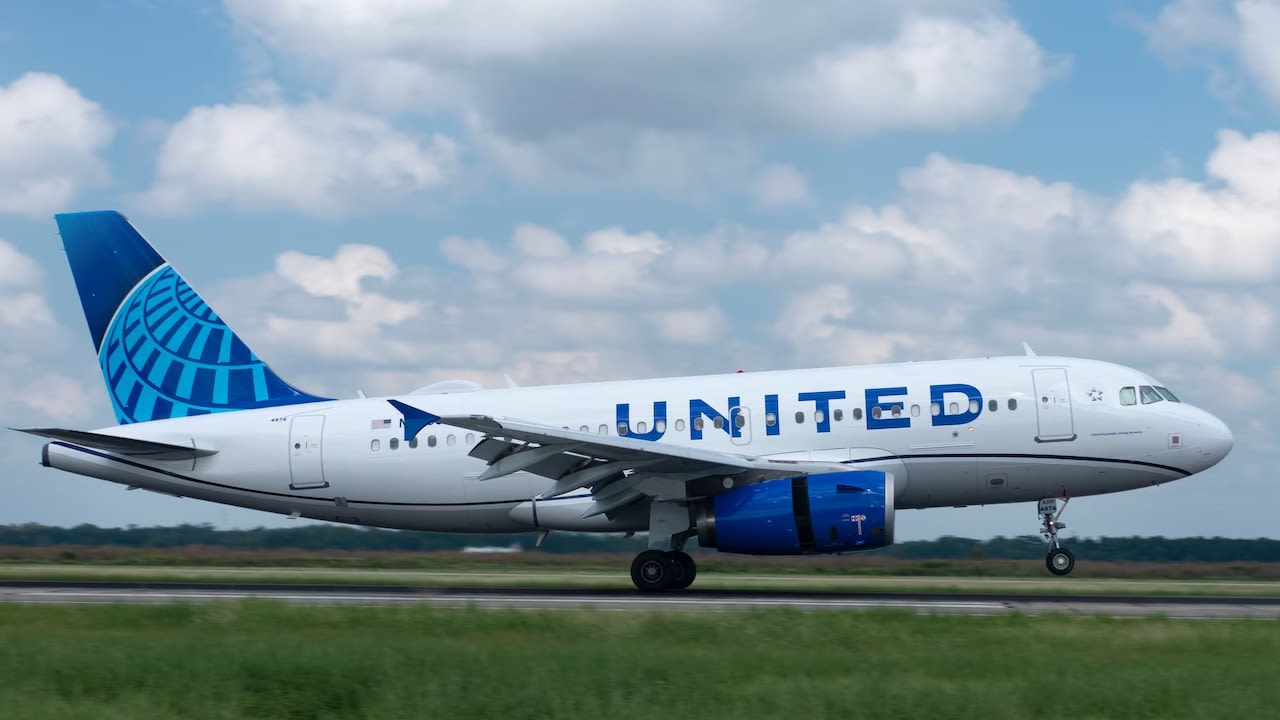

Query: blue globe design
[98,265,323,423]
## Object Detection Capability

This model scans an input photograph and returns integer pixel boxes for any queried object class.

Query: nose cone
[1197,411,1234,471]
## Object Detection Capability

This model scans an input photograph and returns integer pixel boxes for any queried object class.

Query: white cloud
[0,72,114,216]
[1144,0,1280,107]
[781,15,1052,136]
[226,244,428,366]
[439,236,507,273]
[225,1,1056,189]
[0,240,94,425]
[139,102,459,216]
[1236,1,1280,102]
[653,307,727,346]
[1113,130,1280,283]
[0,239,56,335]
[751,164,813,210]
[1127,283,1223,358]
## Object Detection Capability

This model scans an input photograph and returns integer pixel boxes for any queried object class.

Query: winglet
[387,399,441,442]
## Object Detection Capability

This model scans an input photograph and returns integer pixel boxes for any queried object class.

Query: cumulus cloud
[0,239,94,424]
[1144,0,1280,106]
[138,102,459,216]
[1113,130,1280,283]
[225,0,1056,189]
[0,72,114,216]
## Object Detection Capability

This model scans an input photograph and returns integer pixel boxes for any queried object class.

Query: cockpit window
[1119,387,1136,406]
[1139,385,1163,404]
[1155,386,1180,402]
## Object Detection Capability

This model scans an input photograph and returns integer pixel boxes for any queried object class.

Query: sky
[0,0,1277,542]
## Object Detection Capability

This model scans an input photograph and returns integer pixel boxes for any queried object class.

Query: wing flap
[15,428,216,460]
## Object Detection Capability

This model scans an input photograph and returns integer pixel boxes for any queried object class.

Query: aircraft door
[289,415,328,489]
[730,405,751,446]
[1031,368,1076,443]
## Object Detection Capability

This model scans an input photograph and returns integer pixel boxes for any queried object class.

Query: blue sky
[1,0,1277,541]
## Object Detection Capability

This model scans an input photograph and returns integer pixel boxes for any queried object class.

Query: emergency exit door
[289,415,328,489]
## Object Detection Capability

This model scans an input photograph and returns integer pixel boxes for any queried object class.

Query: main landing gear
[630,550,697,592]
[1039,497,1075,576]
[631,500,698,591]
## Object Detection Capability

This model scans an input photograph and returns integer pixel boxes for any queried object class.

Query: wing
[14,428,217,461]
[428,412,848,517]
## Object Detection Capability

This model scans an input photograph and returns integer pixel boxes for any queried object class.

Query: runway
[3,581,1279,618]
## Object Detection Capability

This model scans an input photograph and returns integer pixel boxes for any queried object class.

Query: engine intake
[695,470,894,555]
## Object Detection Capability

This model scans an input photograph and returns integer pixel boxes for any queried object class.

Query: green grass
[5,562,1280,597]
[0,602,1277,719]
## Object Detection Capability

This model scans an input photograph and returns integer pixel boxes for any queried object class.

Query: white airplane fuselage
[44,354,1233,534]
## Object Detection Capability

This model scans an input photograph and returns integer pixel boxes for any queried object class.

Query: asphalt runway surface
[3,581,1279,618]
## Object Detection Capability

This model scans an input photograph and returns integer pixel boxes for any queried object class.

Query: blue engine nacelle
[694,470,894,555]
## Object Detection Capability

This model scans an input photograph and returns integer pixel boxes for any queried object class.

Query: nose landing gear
[1039,497,1075,576]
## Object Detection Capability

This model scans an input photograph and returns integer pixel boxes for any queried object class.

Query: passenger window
[427,435,437,447]
[734,414,746,429]
[656,420,667,432]
[446,434,456,447]
[795,411,805,424]
[580,425,589,432]
[910,404,920,418]
[833,409,843,422]
[713,417,724,430]
[371,439,380,452]
[949,401,959,414]
[891,406,901,418]
[694,418,704,431]
[636,421,648,433]
[1008,399,1018,411]
[409,438,419,449]
[853,408,863,421]
[969,400,979,414]
[1155,386,1180,402]
[765,412,777,427]
[390,437,399,450]
[676,419,686,432]
[871,406,882,419]
[814,410,825,424]
[1119,387,1136,406]
[599,424,609,435]
[617,421,629,435]
[1140,385,1163,404]
[930,402,940,417]
[988,399,997,412]
[466,433,475,444]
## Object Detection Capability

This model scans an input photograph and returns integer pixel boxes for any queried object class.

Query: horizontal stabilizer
[14,428,216,460]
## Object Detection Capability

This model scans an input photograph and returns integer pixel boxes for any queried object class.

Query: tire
[670,552,697,590]
[631,550,674,591]
[1046,547,1075,576]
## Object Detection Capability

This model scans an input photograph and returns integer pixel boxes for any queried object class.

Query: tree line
[0,523,1277,562]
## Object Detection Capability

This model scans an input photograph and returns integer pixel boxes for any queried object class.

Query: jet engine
[694,470,893,555]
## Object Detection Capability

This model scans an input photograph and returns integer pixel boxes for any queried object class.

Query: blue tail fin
[54,211,331,424]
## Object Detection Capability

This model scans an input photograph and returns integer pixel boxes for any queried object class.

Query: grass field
[5,562,1280,598]
[0,601,1277,719]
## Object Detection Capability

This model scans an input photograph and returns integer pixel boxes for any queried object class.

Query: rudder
[54,211,331,424]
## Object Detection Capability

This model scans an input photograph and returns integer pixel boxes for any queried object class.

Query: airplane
[16,211,1234,591]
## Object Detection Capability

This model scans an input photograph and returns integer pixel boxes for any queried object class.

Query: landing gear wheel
[1046,547,1075,576]
[631,550,674,592]
[670,552,697,590]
